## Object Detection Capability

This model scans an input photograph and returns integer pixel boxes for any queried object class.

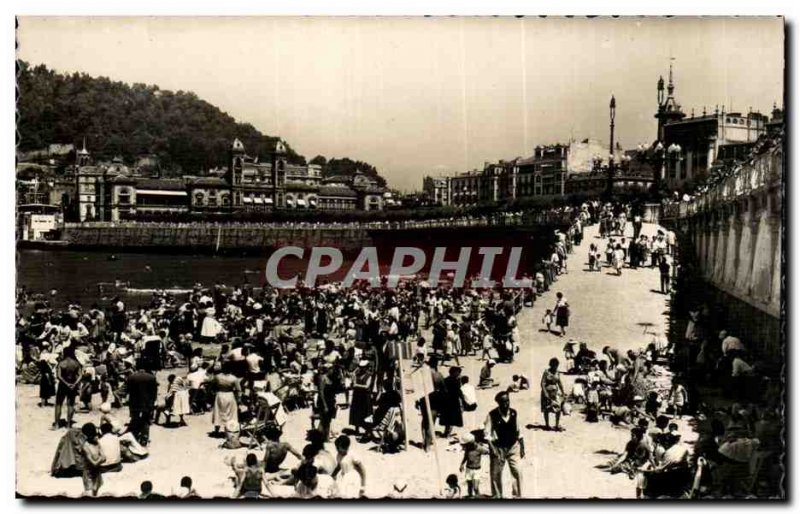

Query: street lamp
[606,95,616,198]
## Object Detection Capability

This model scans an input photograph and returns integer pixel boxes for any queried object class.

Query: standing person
[53,346,83,429]
[459,433,489,498]
[348,360,374,436]
[659,256,671,294]
[483,391,525,498]
[126,361,158,446]
[540,358,565,431]
[553,293,570,337]
[211,361,242,444]
[80,423,106,497]
[633,213,643,240]
[316,363,338,441]
[38,355,56,407]
[440,366,465,438]
[613,244,625,276]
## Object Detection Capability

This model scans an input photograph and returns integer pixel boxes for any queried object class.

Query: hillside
[16,61,308,174]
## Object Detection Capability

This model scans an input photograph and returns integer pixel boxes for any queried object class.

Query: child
[139,480,154,499]
[508,375,529,392]
[81,423,106,497]
[585,383,600,423]
[562,341,576,372]
[480,331,494,361]
[459,433,488,498]
[669,381,688,418]
[414,337,427,368]
[175,476,198,498]
[443,473,461,499]
[233,453,267,498]
[332,435,367,498]
[645,391,661,418]
[542,310,554,333]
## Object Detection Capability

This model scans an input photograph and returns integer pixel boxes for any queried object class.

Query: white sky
[17,16,784,191]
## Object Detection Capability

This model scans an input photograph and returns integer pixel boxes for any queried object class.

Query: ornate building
[654,63,772,189]
[69,138,386,221]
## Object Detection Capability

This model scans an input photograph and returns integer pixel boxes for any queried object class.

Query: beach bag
[561,401,573,416]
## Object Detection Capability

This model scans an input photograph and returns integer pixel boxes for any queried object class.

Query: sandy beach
[16,222,694,499]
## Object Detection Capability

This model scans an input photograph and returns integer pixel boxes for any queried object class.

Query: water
[16,249,275,308]
[17,237,552,309]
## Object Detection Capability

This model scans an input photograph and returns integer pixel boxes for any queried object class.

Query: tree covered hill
[16,61,309,174]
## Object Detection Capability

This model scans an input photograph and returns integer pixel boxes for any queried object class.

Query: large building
[432,138,621,205]
[655,63,773,189]
[69,138,387,222]
[422,176,451,206]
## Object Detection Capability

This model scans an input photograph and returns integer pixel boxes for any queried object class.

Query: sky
[16,16,784,191]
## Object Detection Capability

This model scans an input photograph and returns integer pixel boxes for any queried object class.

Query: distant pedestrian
[659,257,671,294]
[553,293,570,336]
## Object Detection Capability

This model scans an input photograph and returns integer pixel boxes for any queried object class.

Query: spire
[667,58,675,96]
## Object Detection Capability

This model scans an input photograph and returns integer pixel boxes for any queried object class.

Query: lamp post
[650,141,665,197]
[606,95,616,198]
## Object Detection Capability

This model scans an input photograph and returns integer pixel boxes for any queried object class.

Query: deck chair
[240,397,271,450]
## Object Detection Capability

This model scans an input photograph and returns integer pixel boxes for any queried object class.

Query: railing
[64,210,577,232]
[661,136,782,220]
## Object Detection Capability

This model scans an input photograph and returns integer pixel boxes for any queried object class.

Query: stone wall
[663,131,783,359]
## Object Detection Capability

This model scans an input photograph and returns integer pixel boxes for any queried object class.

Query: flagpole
[395,341,411,452]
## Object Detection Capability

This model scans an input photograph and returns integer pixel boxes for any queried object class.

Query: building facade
[655,64,774,189]
[67,138,386,222]
[422,176,451,206]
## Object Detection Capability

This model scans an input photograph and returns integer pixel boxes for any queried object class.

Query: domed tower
[654,61,686,142]
[228,138,245,207]
[271,139,287,207]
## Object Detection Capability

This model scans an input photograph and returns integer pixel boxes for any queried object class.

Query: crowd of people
[17,211,584,498]
[16,198,779,499]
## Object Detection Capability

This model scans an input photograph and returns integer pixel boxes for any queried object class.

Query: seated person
[574,343,596,372]
[460,376,478,411]
[478,360,496,388]
[97,422,123,472]
[371,403,404,453]
[230,453,269,498]
[294,462,338,499]
[508,374,530,392]
[262,423,303,481]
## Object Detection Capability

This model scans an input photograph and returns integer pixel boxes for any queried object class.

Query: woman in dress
[212,361,242,442]
[439,366,465,438]
[348,360,374,435]
[553,292,570,337]
[541,357,565,431]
